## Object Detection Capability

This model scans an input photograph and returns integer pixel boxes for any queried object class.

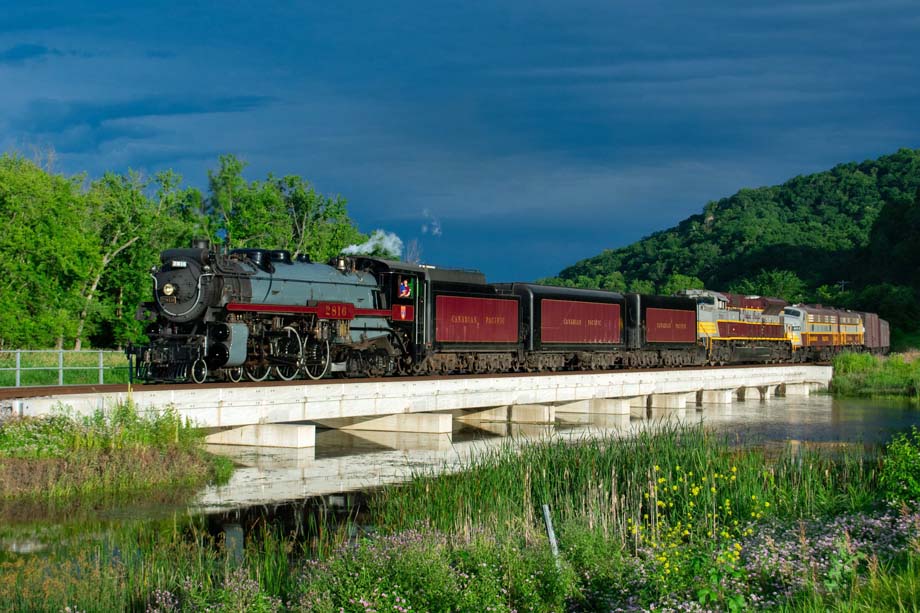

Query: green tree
[277,175,365,262]
[729,269,807,303]
[659,273,705,296]
[206,154,289,249]
[0,154,94,349]
[628,279,656,294]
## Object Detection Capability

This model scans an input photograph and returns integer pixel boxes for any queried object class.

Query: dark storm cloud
[0,43,60,64]
[14,95,274,152]
[1,0,918,281]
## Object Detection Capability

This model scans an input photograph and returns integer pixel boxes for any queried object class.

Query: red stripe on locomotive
[435,295,519,343]
[541,299,620,344]
[717,321,785,339]
[646,307,696,343]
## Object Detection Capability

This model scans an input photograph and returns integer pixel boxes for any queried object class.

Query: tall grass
[370,422,874,541]
[2,423,918,612]
[832,352,920,398]
[0,402,232,509]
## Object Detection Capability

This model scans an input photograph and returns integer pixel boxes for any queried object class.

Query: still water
[196,394,920,514]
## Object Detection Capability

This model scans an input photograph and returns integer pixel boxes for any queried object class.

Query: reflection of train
[126,241,890,383]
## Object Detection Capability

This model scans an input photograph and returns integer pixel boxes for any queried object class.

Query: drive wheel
[190,358,208,384]
[246,362,271,382]
[227,367,244,383]
[303,339,331,380]
[274,327,303,381]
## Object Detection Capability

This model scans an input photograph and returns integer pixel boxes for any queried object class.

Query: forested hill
[546,148,920,342]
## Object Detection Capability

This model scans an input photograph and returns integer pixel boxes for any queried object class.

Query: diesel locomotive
[126,241,889,383]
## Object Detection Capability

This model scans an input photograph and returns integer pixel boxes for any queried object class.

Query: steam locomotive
[126,241,889,383]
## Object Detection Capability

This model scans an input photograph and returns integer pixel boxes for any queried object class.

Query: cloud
[11,95,274,153]
[18,95,273,133]
[0,43,60,64]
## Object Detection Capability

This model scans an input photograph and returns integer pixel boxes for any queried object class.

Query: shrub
[879,426,920,502]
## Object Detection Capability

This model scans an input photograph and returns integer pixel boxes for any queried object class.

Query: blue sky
[2,1,919,282]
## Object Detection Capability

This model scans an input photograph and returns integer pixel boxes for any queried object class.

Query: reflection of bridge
[8,365,831,447]
[194,393,839,513]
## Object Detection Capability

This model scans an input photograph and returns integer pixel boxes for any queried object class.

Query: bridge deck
[4,365,832,428]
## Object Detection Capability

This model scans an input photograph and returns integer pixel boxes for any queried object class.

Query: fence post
[15,350,21,387]
[542,504,561,570]
[98,350,104,384]
[58,350,64,386]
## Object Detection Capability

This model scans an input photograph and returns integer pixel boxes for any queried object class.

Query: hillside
[546,148,920,343]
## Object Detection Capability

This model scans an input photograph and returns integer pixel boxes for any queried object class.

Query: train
[126,241,890,383]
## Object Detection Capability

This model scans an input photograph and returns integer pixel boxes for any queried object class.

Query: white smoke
[342,229,404,258]
[421,209,442,237]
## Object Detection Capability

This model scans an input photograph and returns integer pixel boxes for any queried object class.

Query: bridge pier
[205,424,316,448]
[781,383,811,397]
[510,404,556,423]
[649,393,686,409]
[555,398,631,415]
[338,413,453,434]
[700,389,734,404]
[456,403,555,424]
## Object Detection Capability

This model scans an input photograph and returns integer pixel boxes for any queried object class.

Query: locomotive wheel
[190,359,208,384]
[227,367,244,383]
[246,362,271,382]
[274,327,303,381]
[303,339,331,380]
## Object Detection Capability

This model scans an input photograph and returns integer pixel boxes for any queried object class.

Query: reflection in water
[196,395,919,513]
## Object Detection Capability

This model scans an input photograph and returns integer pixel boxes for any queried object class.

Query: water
[194,394,920,513]
[2,394,918,556]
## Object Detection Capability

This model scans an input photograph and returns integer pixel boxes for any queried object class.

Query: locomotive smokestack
[192,238,211,250]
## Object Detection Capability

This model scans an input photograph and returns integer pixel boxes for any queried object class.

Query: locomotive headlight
[162,283,176,297]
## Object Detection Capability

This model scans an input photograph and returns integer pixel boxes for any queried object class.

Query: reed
[832,352,920,398]
[0,402,232,510]
[370,422,874,540]
[3,423,918,612]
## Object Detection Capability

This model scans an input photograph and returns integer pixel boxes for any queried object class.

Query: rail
[0,350,130,388]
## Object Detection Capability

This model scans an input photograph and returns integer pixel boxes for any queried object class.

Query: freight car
[126,241,888,383]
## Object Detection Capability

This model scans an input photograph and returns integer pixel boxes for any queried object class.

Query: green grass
[370,422,874,536]
[832,352,920,398]
[1,423,918,612]
[0,349,130,386]
[0,402,232,512]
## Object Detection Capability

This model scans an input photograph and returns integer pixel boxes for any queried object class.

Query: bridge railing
[0,350,130,387]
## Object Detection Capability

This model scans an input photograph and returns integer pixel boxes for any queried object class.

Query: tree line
[0,153,372,351]
[543,148,920,346]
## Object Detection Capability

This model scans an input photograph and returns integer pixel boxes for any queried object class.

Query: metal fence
[0,350,130,387]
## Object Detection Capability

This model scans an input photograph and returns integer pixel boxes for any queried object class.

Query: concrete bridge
[5,364,832,448]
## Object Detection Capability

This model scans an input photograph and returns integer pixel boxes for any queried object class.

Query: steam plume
[342,230,404,258]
